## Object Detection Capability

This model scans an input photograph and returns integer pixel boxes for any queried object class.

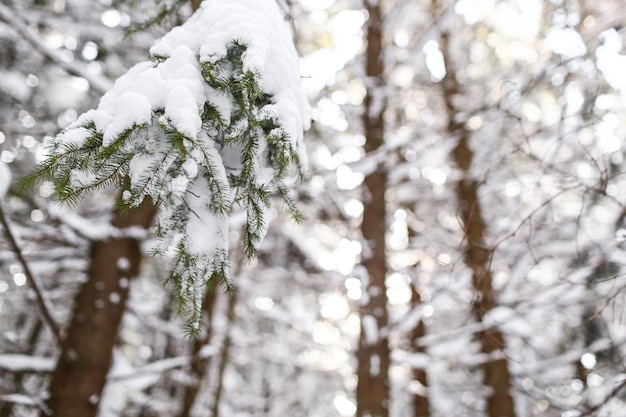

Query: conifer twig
[0,203,64,345]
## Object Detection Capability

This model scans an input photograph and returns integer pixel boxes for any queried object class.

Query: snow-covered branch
[0,3,113,95]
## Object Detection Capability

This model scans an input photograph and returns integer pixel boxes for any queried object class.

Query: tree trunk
[439,31,517,417]
[47,200,156,417]
[356,1,391,417]
[211,291,237,417]
[178,289,218,417]
[409,285,430,417]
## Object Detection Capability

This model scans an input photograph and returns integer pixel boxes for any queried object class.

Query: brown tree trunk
[439,32,516,417]
[211,291,237,417]
[178,289,218,417]
[47,200,156,417]
[356,1,391,417]
[409,285,430,417]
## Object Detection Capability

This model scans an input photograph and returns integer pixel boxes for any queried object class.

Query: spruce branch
[23,40,306,332]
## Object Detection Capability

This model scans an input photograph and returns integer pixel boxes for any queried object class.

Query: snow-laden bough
[25,0,310,333]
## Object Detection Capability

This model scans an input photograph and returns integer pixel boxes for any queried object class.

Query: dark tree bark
[439,30,517,417]
[356,1,391,417]
[47,200,156,417]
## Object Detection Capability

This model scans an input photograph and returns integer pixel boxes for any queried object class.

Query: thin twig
[579,378,626,417]
[0,202,64,345]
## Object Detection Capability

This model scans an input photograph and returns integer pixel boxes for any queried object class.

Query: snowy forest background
[1,0,626,416]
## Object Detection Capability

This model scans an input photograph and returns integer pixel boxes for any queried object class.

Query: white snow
[69,169,98,189]
[0,394,39,407]
[116,257,130,271]
[131,67,167,109]
[58,0,309,154]
[167,175,190,201]
[151,0,311,154]
[103,91,152,147]
[182,157,198,179]
[48,204,148,241]
[361,314,378,345]
[56,127,91,147]
[0,354,55,372]
[184,176,229,257]
[204,147,229,190]
[0,161,10,198]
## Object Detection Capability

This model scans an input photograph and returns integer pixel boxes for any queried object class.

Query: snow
[56,0,309,193]
[62,0,309,154]
[151,0,311,152]
[0,394,39,407]
[361,314,378,345]
[207,86,233,125]
[69,168,97,188]
[116,257,130,271]
[0,354,55,372]
[182,156,198,179]
[56,127,91,147]
[167,175,190,201]
[0,161,10,198]
[184,176,229,258]
[48,204,148,241]
[204,147,229,190]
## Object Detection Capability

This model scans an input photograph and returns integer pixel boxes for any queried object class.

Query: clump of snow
[0,161,10,198]
[55,127,91,147]
[58,0,310,157]
[151,0,311,158]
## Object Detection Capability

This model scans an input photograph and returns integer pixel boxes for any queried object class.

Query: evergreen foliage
[21,41,304,335]
[124,0,193,37]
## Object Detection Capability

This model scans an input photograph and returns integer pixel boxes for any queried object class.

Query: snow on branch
[22,0,310,334]
[0,3,113,95]
[0,160,10,199]
[0,354,55,372]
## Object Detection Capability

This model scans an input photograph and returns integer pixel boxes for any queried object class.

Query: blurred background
[1,0,626,416]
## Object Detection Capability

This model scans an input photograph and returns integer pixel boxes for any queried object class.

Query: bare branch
[0,202,64,345]
[0,3,113,95]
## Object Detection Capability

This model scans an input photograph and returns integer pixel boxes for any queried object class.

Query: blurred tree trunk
[47,200,156,417]
[178,289,218,417]
[409,285,430,417]
[212,291,237,417]
[439,31,517,417]
[356,1,391,417]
